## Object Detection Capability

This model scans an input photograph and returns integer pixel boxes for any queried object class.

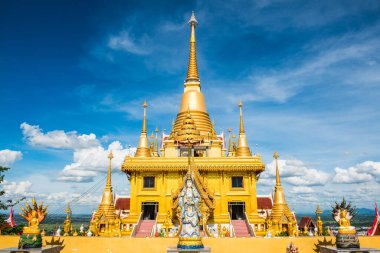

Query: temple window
[143,176,155,188]
[232,176,243,188]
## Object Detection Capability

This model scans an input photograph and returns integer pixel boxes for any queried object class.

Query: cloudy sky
[1,0,380,214]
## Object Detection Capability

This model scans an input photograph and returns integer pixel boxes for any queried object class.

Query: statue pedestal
[0,246,61,253]
[167,247,211,253]
[319,246,380,253]
[336,233,360,249]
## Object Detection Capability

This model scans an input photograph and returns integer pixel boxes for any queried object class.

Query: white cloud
[20,122,99,150]
[2,180,32,195]
[0,149,22,166]
[333,161,380,184]
[264,158,331,186]
[108,31,151,55]
[20,122,136,183]
[59,141,136,182]
[290,186,314,194]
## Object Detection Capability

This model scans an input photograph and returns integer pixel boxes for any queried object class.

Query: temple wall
[1,236,380,253]
[127,169,261,225]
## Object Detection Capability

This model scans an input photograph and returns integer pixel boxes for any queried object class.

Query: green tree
[0,166,25,234]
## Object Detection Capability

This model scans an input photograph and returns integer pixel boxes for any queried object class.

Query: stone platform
[0,246,61,253]
[167,247,211,253]
[320,246,380,253]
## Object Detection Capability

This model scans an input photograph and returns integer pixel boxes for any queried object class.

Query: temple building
[121,12,294,237]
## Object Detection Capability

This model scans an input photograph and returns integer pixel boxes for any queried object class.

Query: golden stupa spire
[135,101,151,157]
[155,127,159,154]
[268,151,297,236]
[172,11,215,139]
[315,204,323,216]
[273,151,285,203]
[185,11,199,85]
[227,128,234,156]
[236,100,252,157]
[105,151,113,193]
[95,151,116,220]
[274,151,281,186]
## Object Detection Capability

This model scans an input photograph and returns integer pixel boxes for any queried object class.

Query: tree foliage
[1,166,25,234]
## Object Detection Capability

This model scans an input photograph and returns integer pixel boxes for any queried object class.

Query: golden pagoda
[122,12,266,237]
[267,151,297,236]
[90,151,121,237]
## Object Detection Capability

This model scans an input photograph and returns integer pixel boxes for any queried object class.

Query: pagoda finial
[135,101,151,157]
[227,128,234,156]
[315,203,323,216]
[236,100,251,157]
[274,151,281,186]
[142,100,147,133]
[106,150,113,187]
[185,11,200,85]
[238,100,245,133]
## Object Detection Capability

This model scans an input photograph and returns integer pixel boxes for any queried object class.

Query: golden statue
[18,198,48,249]
[315,204,323,236]
[63,202,72,236]
[163,211,173,237]
[332,198,360,249]
[316,216,323,236]
[19,198,48,235]
[63,217,71,236]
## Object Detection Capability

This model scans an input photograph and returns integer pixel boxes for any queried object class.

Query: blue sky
[1,0,380,214]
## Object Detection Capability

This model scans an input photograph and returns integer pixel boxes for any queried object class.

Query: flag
[6,207,16,227]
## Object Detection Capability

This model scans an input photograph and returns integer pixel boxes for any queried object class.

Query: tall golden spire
[236,100,252,157]
[172,11,215,139]
[273,151,285,203]
[95,151,116,220]
[135,101,151,157]
[106,151,113,188]
[185,11,200,85]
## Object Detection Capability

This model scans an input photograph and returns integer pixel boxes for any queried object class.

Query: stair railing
[244,212,256,237]
[130,212,143,238]
[228,212,236,237]
[150,212,159,237]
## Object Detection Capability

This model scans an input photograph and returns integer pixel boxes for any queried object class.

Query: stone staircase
[134,220,155,237]
[231,220,251,237]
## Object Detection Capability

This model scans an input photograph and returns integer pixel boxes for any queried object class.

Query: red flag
[6,207,16,227]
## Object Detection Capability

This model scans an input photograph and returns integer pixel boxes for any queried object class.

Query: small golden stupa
[268,151,297,236]
[90,151,120,236]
